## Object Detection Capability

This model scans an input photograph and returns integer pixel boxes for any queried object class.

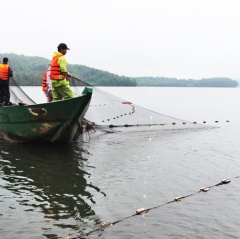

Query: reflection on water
[0,140,105,238]
[2,87,240,239]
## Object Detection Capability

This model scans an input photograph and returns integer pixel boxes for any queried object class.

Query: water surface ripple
[1,87,240,238]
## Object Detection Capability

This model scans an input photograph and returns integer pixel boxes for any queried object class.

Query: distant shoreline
[1,53,238,87]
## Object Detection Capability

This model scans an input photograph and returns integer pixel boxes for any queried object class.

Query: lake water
[1,87,240,239]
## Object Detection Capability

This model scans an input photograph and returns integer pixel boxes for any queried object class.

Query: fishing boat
[0,87,92,143]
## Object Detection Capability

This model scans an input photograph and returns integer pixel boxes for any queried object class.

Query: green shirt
[51,52,69,87]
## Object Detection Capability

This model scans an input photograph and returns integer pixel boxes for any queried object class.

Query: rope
[67,176,238,239]
[81,120,229,134]
[71,76,92,86]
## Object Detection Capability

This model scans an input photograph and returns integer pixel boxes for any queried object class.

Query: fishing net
[8,76,214,134]
[69,77,215,134]
[9,77,36,105]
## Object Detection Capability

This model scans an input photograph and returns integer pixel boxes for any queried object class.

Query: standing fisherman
[0,57,13,106]
[50,43,75,101]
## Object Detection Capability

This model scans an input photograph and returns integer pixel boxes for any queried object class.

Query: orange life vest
[42,69,50,91]
[50,54,63,80]
[0,64,10,81]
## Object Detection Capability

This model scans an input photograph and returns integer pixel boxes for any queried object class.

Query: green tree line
[135,76,238,87]
[0,53,136,86]
[0,53,238,87]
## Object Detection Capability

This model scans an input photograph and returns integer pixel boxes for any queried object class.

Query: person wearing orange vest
[0,57,13,106]
[50,43,75,101]
[42,67,53,102]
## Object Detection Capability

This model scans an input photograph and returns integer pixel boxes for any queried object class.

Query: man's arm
[58,56,72,78]
[9,66,13,77]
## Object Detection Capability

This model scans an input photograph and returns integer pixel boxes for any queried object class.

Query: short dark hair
[3,57,8,64]
[57,43,70,52]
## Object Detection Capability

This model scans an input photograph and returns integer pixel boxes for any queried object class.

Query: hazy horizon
[1,0,240,80]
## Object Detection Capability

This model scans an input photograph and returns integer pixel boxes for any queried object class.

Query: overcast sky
[1,0,240,80]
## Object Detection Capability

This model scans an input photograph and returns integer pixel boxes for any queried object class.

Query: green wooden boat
[0,87,92,143]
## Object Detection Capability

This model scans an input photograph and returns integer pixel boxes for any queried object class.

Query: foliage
[135,76,238,87]
[0,53,238,87]
[0,53,136,86]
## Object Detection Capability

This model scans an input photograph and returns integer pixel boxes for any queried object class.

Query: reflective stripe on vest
[0,64,9,81]
[50,54,62,80]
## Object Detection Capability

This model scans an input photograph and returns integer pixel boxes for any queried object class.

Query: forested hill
[0,53,136,86]
[135,76,238,87]
[0,53,238,87]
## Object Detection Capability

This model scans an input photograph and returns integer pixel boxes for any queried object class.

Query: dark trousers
[0,80,10,103]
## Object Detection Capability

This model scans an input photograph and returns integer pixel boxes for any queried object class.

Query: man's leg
[0,81,4,103]
[1,82,10,105]
[52,86,63,101]
[58,85,75,99]
[4,83,10,104]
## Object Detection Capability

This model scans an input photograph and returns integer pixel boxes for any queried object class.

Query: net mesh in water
[9,77,36,105]
[69,77,215,133]
[9,76,215,133]
[83,87,215,133]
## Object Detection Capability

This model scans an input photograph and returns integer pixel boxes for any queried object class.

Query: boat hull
[0,87,92,143]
